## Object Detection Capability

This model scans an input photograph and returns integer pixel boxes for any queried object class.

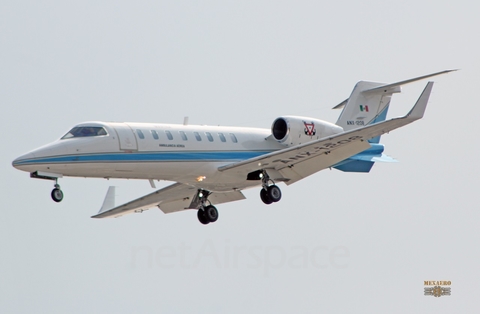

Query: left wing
[219,82,433,184]
[92,183,245,219]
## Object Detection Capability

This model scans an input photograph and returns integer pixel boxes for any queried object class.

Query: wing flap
[159,190,246,213]
[92,183,197,218]
[278,140,370,185]
[92,183,247,218]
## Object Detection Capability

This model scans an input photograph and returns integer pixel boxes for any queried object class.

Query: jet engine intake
[271,116,343,147]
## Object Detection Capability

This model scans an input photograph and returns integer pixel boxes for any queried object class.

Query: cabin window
[205,132,214,142]
[62,127,107,139]
[218,133,226,142]
[151,130,159,140]
[165,130,173,140]
[230,133,238,143]
[136,129,145,139]
[179,131,188,141]
[194,132,202,141]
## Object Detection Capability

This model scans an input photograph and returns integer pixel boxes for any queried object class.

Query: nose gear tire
[51,188,64,202]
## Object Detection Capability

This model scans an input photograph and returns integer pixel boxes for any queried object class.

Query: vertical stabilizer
[333,70,456,134]
[334,81,399,133]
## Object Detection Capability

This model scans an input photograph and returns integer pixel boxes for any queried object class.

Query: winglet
[406,81,434,120]
[97,186,116,215]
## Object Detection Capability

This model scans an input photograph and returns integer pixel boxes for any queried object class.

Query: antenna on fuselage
[183,116,189,125]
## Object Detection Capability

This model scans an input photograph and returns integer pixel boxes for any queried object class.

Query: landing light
[196,176,206,182]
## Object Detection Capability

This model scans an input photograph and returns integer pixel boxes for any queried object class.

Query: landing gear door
[108,123,138,151]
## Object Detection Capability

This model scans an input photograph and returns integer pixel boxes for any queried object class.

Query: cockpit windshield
[61,127,107,139]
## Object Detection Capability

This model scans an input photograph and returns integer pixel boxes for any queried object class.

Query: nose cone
[12,152,35,171]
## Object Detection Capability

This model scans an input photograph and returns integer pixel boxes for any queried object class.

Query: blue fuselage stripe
[13,151,274,166]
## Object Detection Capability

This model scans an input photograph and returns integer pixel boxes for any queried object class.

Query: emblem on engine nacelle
[303,121,316,136]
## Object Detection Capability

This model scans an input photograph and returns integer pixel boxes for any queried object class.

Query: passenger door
[108,123,138,151]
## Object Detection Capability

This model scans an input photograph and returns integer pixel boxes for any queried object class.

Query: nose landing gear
[51,183,64,202]
[30,172,65,203]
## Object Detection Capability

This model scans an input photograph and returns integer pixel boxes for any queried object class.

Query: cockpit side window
[62,127,107,139]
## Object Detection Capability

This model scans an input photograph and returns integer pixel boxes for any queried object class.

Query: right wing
[92,183,245,219]
[219,82,434,184]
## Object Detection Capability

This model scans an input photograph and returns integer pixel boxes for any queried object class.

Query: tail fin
[331,70,456,173]
[334,81,396,143]
[333,70,455,143]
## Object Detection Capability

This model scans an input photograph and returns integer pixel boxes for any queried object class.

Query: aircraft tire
[204,205,218,223]
[197,209,210,225]
[260,189,273,204]
[51,188,64,203]
[267,185,282,202]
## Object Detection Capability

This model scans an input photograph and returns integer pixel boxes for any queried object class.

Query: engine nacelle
[271,116,344,147]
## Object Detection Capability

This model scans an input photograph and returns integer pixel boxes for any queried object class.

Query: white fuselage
[13,121,286,192]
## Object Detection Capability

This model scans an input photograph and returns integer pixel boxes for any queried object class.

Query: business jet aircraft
[12,70,453,224]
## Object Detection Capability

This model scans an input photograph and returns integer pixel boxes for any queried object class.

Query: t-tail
[332,70,455,173]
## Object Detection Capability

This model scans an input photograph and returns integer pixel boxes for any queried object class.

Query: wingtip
[406,81,434,119]
[96,186,116,216]
[441,69,459,75]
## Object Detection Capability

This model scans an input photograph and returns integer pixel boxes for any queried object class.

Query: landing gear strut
[196,190,218,225]
[259,170,282,204]
[30,172,64,203]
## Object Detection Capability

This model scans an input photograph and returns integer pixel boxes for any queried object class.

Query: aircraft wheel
[197,209,210,225]
[204,205,218,223]
[51,188,64,203]
[260,189,273,204]
[267,185,282,202]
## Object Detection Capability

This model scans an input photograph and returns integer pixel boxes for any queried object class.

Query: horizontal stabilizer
[332,70,455,110]
[350,154,397,163]
[362,70,456,94]
[333,152,396,173]
[332,99,348,110]
[334,160,374,173]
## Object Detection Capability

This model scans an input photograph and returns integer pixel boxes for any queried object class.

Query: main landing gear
[196,190,219,225]
[259,170,282,205]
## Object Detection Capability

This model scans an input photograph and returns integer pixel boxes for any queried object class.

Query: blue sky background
[1,1,478,313]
